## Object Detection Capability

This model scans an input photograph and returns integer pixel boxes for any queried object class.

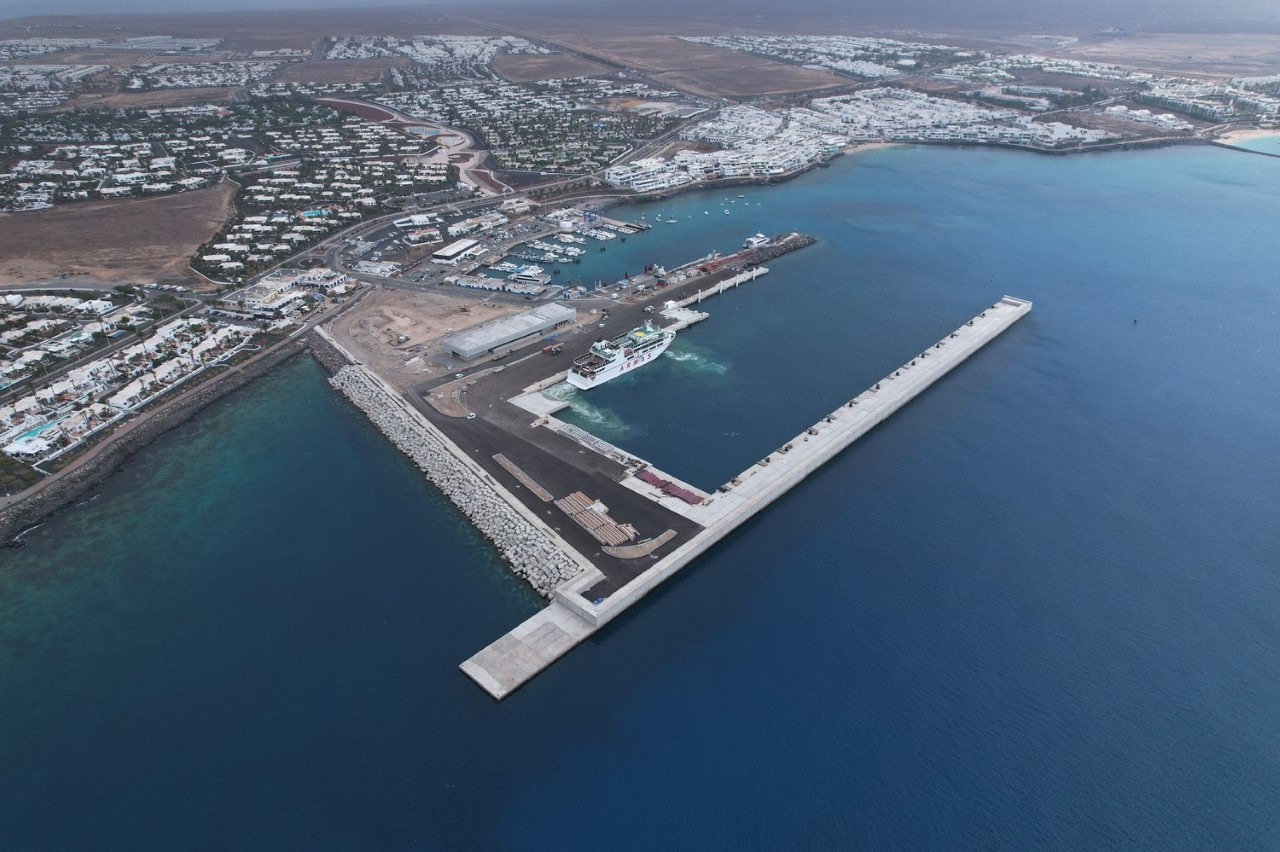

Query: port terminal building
[444,304,577,361]
[432,238,485,266]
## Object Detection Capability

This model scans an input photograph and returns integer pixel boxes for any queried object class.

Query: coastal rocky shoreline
[0,341,308,546]
[312,333,584,597]
[2,328,586,603]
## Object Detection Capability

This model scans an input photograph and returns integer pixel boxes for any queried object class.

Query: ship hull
[566,334,673,389]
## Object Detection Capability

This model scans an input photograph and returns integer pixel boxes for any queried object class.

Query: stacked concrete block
[328,365,582,596]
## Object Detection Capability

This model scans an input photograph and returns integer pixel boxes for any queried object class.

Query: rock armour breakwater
[745,233,817,265]
[306,332,351,376]
[327,364,585,597]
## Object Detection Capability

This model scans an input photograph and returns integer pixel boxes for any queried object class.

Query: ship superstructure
[566,321,675,389]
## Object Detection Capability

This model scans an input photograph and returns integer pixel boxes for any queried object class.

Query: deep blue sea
[2,145,1278,849]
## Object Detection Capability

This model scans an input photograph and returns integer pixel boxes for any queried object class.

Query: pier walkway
[462,296,1032,698]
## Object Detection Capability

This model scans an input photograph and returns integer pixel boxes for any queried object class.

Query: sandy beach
[845,141,909,155]
[1218,127,1280,143]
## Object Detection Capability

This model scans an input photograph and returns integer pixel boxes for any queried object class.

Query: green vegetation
[1045,86,1109,109]
[0,454,40,496]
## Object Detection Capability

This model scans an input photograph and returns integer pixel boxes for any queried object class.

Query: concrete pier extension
[675,266,769,308]
[459,602,597,697]
[462,296,1032,698]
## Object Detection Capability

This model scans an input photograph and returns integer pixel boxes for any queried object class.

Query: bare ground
[50,88,240,111]
[24,49,155,68]
[1051,33,1280,77]
[0,10,490,48]
[5,8,1280,98]
[276,58,408,84]
[328,288,524,390]
[316,98,398,121]
[653,65,847,98]
[529,34,848,96]
[492,53,611,82]
[0,180,235,286]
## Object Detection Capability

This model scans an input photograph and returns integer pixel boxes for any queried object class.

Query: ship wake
[663,348,728,375]
[543,382,633,439]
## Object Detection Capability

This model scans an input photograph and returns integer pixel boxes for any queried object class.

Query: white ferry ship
[566,321,675,389]
[743,233,771,249]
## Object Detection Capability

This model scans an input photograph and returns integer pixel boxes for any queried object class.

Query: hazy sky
[4,0,1280,31]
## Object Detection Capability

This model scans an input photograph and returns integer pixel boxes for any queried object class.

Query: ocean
[1227,133,1280,156]
[1,144,1278,849]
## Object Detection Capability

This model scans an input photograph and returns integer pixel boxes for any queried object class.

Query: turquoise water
[1228,133,1280,155]
[15,419,61,441]
[2,144,1279,848]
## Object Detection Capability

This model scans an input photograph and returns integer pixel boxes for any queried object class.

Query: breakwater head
[462,296,1033,698]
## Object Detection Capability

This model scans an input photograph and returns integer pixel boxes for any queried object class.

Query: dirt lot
[318,98,398,121]
[657,64,846,98]
[1052,34,1280,77]
[329,288,525,388]
[534,34,847,97]
[28,49,155,68]
[0,180,234,286]
[492,53,611,82]
[0,10,489,50]
[276,58,407,84]
[50,88,239,111]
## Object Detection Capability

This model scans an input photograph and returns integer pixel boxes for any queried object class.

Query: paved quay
[461,296,1033,698]
[459,602,597,699]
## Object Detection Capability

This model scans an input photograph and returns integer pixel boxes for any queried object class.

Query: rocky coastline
[0,341,307,546]
[306,331,351,376]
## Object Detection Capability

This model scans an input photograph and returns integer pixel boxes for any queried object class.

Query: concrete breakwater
[463,296,1033,698]
[671,266,769,310]
[325,360,588,597]
[0,341,307,546]
[667,231,814,280]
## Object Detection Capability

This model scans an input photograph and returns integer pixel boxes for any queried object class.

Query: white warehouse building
[443,304,577,361]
